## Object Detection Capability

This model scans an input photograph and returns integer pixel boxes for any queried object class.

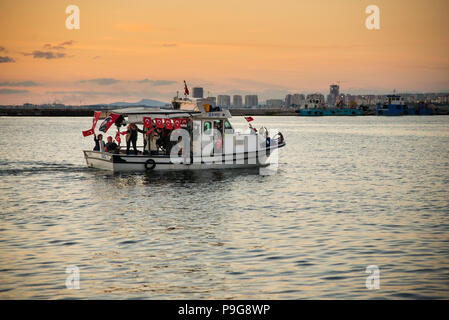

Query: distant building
[285,94,293,107]
[292,94,305,107]
[192,87,204,98]
[326,84,340,106]
[232,95,243,108]
[205,96,216,105]
[217,95,231,107]
[198,96,216,108]
[244,95,258,108]
[266,99,284,108]
[306,93,325,104]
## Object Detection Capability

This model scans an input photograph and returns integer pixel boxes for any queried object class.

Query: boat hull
[84,142,285,172]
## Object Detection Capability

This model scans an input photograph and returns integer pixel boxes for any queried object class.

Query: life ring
[144,159,156,171]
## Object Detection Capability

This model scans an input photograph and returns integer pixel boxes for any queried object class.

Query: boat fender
[145,159,156,171]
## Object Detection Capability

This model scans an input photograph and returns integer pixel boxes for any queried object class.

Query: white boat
[83,98,285,172]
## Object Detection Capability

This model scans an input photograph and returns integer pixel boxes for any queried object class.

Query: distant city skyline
[1,0,448,105]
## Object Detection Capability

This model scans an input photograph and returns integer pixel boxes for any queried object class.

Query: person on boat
[142,121,155,152]
[105,136,119,153]
[159,128,171,154]
[124,123,144,155]
[171,135,183,157]
[93,134,105,152]
[213,122,223,152]
[144,129,159,155]
[155,128,163,150]
[273,132,284,144]
[215,121,223,135]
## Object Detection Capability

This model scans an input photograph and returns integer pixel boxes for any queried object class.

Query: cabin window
[224,120,232,130]
[213,119,222,130]
[203,121,211,132]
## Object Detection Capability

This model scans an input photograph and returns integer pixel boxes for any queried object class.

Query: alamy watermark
[365,5,380,30]
[66,5,80,30]
[365,265,380,290]
[65,265,80,289]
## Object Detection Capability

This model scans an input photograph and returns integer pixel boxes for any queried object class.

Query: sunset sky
[0,0,448,104]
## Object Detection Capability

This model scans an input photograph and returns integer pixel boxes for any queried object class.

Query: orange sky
[0,0,448,104]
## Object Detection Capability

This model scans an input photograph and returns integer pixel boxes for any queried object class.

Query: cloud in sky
[0,81,39,87]
[80,78,121,85]
[21,41,74,60]
[0,46,6,52]
[59,40,74,46]
[0,56,15,63]
[22,51,66,59]
[46,89,170,104]
[0,89,29,94]
[135,79,177,86]
[43,44,65,50]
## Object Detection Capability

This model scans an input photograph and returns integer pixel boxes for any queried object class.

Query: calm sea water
[0,115,448,299]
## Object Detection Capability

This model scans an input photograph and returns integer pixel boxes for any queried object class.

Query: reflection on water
[0,116,449,299]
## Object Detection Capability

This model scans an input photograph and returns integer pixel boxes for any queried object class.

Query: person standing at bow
[124,123,145,155]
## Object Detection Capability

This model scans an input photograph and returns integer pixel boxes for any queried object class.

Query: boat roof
[111,107,200,115]
[107,106,232,124]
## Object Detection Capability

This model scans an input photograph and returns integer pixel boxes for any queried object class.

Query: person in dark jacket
[124,123,144,155]
[105,136,119,153]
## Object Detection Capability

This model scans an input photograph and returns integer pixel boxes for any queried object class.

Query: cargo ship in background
[296,98,364,116]
[376,95,435,116]
[296,84,364,116]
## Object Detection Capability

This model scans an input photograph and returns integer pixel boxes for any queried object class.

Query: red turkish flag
[143,117,152,128]
[180,118,188,125]
[115,132,121,143]
[173,118,181,129]
[164,118,173,129]
[92,111,101,129]
[244,116,254,122]
[184,80,189,95]
[82,128,94,137]
[155,118,163,128]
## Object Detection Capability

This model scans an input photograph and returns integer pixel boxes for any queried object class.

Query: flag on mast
[184,80,189,96]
